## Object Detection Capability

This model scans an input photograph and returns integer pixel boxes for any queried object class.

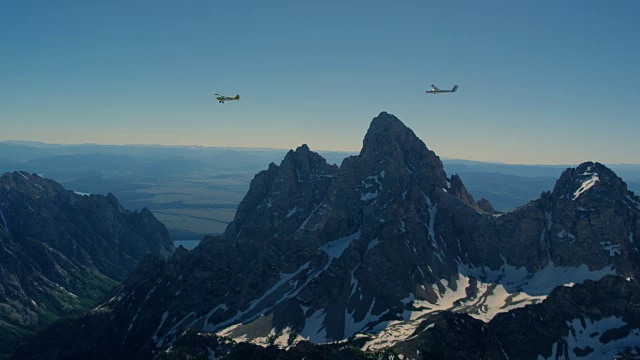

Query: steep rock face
[16,113,640,359]
[14,145,340,359]
[270,112,488,341]
[147,276,640,360]
[460,161,640,277]
[494,275,640,359]
[389,275,640,360]
[448,173,481,211]
[0,172,173,356]
[547,162,640,272]
[376,162,639,355]
[0,172,173,279]
[224,144,338,258]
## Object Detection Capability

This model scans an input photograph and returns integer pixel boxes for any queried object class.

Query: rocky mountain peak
[17,113,640,360]
[477,197,497,213]
[552,161,634,204]
[224,144,337,241]
[358,111,448,189]
[0,171,63,201]
[448,173,482,210]
[295,143,310,154]
[514,161,640,273]
[280,144,334,180]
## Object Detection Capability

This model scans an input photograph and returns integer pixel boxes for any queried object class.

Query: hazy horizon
[3,138,640,167]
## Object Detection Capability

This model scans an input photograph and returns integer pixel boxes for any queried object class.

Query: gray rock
[16,113,640,360]
[0,171,173,357]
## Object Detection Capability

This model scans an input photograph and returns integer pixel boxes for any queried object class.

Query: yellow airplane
[215,93,240,103]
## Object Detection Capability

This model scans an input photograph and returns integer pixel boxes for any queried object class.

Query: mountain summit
[360,112,448,188]
[17,113,640,360]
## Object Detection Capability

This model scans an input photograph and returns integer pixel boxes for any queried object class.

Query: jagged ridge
[15,113,640,359]
[0,171,173,358]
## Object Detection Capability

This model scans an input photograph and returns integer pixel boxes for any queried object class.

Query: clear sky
[2,0,639,164]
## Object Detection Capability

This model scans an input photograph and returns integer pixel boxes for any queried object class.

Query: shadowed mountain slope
[15,112,640,360]
[0,172,173,358]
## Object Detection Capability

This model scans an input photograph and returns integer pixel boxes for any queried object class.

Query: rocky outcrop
[0,172,173,357]
[388,275,640,360]
[448,173,481,210]
[16,113,640,359]
[459,161,640,276]
[477,197,497,213]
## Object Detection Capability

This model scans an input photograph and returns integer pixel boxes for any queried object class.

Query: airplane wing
[431,85,440,91]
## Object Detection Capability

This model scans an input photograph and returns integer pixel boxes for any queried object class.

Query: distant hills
[1,140,638,238]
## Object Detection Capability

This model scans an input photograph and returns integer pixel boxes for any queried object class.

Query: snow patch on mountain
[362,320,417,351]
[358,256,616,349]
[0,210,9,234]
[204,261,313,334]
[417,274,544,321]
[203,304,229,331]
[152,311,170,346]
[217,323,242,338]
[344,298,389,338]
[319,231,361,261]
[452,281,545,322]
[601,241,622,256]
[363,273,546,351]
[286,206,299,218]
[201,232,362,341]
[362,259,616,352]
[458,258,615,296]
[573,168,599,200]
[421,193,444,263]
[423,194,437,250]
[366,238,381,252]
[360,172,384,201]
[301,308,328,343]
[539,316,640,360]
[298,202,326,230]
[276,327,303,348]
[557,230,576,242]
[625,195,640,211]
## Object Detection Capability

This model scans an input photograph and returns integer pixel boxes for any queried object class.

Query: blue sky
[2,0,639,164]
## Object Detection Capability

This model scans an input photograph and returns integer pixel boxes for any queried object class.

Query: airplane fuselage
[217,97,239,102]
[216,95,240,103]
[216,94,240,104]
[426,85,458,94]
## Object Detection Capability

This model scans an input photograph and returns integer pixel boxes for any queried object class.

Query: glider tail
[452,85,458,92]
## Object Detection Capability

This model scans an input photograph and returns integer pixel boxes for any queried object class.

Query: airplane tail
[452,85,458,92]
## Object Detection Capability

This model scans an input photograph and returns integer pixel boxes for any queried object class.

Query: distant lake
[174,239,200,251]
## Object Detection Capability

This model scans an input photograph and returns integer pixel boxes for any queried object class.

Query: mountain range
[2,139,639,216]
[0,172,174,359]
[10,112,640,359]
